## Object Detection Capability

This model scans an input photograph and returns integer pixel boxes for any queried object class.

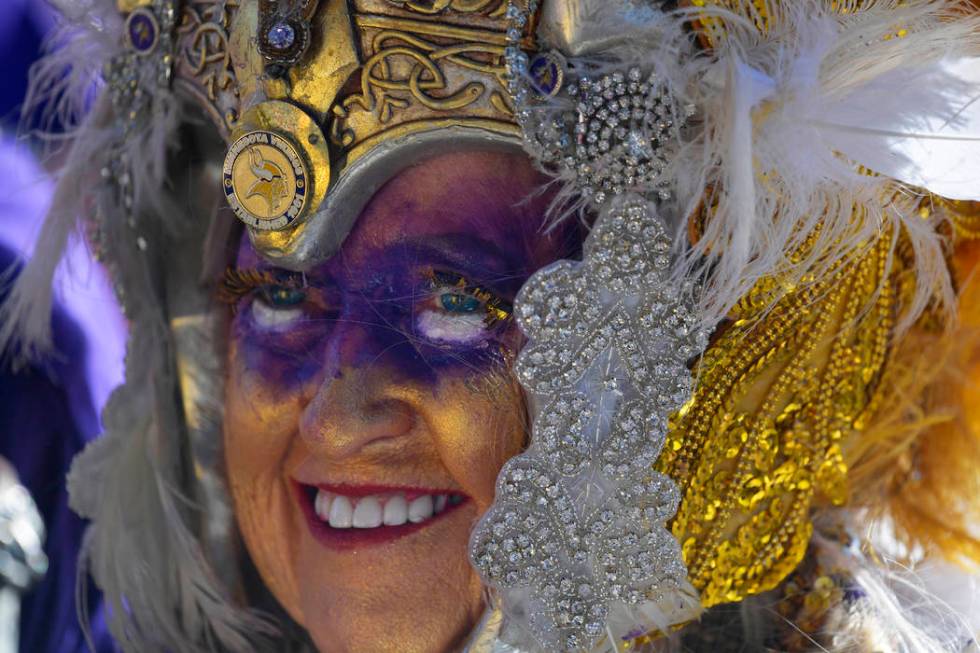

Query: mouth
[294,482,469,551]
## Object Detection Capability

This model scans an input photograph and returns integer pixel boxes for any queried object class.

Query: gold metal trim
[355,14,509,44]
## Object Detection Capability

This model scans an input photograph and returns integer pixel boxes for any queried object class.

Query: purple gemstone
[267,21,295,50]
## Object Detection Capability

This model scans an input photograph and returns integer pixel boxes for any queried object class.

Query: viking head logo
[245,147,289,212]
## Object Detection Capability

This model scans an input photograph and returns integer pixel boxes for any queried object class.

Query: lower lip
[294,484,469,551]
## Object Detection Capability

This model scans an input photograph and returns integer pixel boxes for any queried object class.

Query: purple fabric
[1,244,117,653]
[0,137,122,650]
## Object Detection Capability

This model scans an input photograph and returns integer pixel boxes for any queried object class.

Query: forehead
[239,148,562,273]
[343,148,550,258]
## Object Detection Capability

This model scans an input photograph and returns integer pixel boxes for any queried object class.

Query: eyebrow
[399,234,527,294]
[238,231,531,297]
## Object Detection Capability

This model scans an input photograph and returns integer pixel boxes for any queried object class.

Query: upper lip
[292,480,465,498]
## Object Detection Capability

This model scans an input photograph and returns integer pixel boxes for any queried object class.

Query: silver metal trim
[256,125,523,269]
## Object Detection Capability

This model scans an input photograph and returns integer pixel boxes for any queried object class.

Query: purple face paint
[228,150,582,392]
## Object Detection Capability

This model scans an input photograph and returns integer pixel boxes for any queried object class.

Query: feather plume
[676,0,980,329]
[3,1,281,650]
[810,528,977,653]
[69,315,276,652]
[0,0,121,365]
[0,108,105,363]
[529,1,980,331]
[848,239,980,569]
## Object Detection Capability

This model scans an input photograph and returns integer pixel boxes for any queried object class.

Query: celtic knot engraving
[341,29,510,125]
[385,0,507,16]
[176,0,240,129]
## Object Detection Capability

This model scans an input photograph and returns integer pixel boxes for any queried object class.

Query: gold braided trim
[937,198,980,241]
[657,232,895,607]
[687,0,899,49]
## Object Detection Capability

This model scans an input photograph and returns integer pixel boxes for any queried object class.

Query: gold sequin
[656,232,895,608]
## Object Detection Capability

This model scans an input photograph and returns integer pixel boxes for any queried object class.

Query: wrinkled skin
[223,150,578,652]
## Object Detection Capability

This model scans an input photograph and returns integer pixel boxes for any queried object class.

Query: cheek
[223,340,306,622]
[231,311,326,392]
[224,344,303,463]
[428,370,527,511]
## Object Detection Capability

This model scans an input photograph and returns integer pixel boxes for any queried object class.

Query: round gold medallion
[223,130,309,231]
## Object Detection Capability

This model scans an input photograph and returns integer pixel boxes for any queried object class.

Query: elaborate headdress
[4,0,980,651]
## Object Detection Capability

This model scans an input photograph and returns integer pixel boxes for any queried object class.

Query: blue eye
[439,292,481,313]
[418,273,513,343]
[262,285,306,307]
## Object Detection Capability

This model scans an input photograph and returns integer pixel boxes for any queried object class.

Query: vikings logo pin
[223,131,309,231]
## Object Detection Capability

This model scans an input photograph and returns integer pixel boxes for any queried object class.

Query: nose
[299,368,416,458]
[297,308,418,458]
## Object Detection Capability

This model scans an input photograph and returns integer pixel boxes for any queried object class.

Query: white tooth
[328,495,353,528]
[352,496,383,528]
[315,491,332,521]
[408,495,434,523]
[383,495,408,526]
[434,495,447,513]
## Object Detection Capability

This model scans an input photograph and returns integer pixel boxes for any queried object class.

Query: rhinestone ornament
[470,200,707,651]
[501,1,696,208]
[266,21,296,50]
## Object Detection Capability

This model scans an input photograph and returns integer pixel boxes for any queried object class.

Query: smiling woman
[5,0,980,652]
[222,151,576,652]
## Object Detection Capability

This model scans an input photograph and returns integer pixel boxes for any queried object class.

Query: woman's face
[223,150,574,652]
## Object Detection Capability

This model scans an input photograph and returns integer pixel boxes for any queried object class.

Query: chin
[292,492,486,653]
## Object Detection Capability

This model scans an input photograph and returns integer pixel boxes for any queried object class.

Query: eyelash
[218,268,306,311]
[426,270,512,327]
[217,267,513,338]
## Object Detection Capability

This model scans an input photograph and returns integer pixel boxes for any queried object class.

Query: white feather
[812,524,978,653]
[528,1,978,333]
[818,56,980,202]
[671,1,980,330]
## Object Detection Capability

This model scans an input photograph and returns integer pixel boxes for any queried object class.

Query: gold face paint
[224,346,526,652]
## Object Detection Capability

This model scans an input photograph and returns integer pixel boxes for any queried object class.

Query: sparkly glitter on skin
[223,150,582,653]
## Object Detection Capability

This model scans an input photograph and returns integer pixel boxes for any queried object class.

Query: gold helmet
[153,0,522,263]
